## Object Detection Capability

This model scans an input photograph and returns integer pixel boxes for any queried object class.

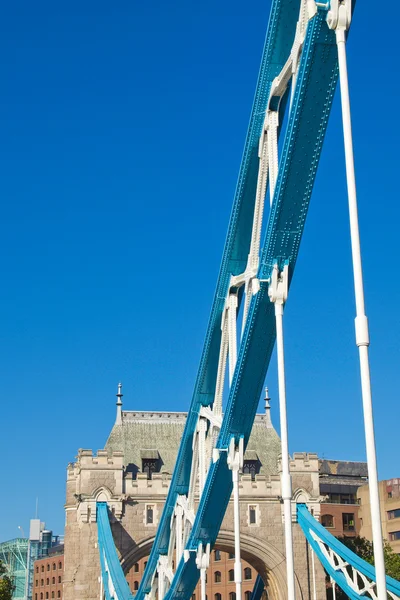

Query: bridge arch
[119,530,305,600]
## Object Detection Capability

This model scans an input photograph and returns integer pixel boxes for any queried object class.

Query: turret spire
[264,387,272,427]
[115,382,123,425]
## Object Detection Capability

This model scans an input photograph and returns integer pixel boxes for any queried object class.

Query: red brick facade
[33,554,64,600]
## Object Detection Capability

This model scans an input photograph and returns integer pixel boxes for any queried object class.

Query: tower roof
[105,410,281,476]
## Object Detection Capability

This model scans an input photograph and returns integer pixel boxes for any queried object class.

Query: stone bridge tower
[63,389,325,600]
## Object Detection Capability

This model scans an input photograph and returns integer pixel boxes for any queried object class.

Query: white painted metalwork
[227,437,244,600]
[309,529,399,600]
[327,2,387,599]
[268,263,296,600]
[196,543,210,600]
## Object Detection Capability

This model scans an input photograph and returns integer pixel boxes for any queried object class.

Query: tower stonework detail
[63,411,326,600]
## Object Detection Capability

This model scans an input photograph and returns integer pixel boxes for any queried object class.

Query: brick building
[33,551,64,600]
[319,459,368,537]
[358,478,400,554]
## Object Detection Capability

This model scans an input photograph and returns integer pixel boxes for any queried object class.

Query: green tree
[0,560,13,600]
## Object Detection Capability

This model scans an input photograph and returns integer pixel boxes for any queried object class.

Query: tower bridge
[62,0,398,599]
[64,396,324,600]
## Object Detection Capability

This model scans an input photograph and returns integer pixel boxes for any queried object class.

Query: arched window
[52,577,55,584]
[245,592,252,600]
[41,580,44,586]
[214,550,221,561]
[52,563,56,570]
[134,581,139,591]
[228,569,234,582]
[191,595,196,600]
[57,593,61,599]
[41,566,45,572]
[215,594,222,600]
[46,579,49,585]
[229,593,236,600]
[321,514,334,528]
[46,593,49,599]
[58,576,61,583]
[40,594,43,600]
[214,571,221,583]
[51,593,55,599]
[36,567,39,573]
[47,564,50,571]
[134,563,139,573]
[58,562,62,569]
[244,567,252,580]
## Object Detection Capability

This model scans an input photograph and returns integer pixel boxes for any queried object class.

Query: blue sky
[0,0,399,542]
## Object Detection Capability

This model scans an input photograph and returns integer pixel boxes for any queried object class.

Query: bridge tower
[63,388,325,600]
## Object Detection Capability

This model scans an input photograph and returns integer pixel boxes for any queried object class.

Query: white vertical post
[311,548,317,600]
[196,543,210,600]
[335,23,387,600]
[331,576,336,600]
[99,574,104,600]
[200,568,206,600]
[175,503,183,565]
[228,437,243,600]
[227,294,238,385]
[269,264,296,600]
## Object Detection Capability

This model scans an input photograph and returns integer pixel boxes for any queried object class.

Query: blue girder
[297,504,400,600]
[97,502,134,600]
[136,1,300,597]
[251,575,265,600]
[162,7,341,600]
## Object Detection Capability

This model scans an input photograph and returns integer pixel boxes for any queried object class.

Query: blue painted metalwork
[251,574,265,600]
[97,502,134,600]
[161,8,342,600]
[136,1,300,597]
[297,504,400,599]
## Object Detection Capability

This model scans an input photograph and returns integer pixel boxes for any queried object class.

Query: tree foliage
[0,560,13,600]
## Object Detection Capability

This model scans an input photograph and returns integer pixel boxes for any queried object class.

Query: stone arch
[120,536,155,575]
[120,530,304,600]
[215,529,304,600]
[92,486,113,502]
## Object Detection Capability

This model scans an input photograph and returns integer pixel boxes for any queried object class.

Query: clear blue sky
[0,0,399,542]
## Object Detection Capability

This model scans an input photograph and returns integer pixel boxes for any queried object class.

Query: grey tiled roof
[105,411,281,476]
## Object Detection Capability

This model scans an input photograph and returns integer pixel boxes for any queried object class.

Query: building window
[46,594,49,599]
[249,505,257,525]
[52,577,55,584]
[215,594,222,600]
[35,595,37,600]
[40,594,43,600]
[41,566,45,573]
[228,553,234,559]
[57,593,60,599]
[52,563,56,570]
[342,513,355,532]
[146,505,154,524]
[58,562,62,569]
[47,565,50,571]
[134,563,139,573]
[214,550,221,561]
[144,561,148,569]
[229,593,236,600]
[245,592,252,600]
[388,509,400,520]
[214,571,221,583]
[244,567,252,580]
[321,514,334,528]
[142,459,157,480]
[134,581,139,591]
[46,579,49,585]
[36,567,39,573]
[36,580,38,586]
[243,460,259,481]
[52,593,54,599]
[389,531,400,541]
[192,596,196,600]
[41,580,44,586]
[388,492,393,499]
[228,569,234,582]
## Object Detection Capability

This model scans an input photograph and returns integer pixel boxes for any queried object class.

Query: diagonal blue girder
[136,1,300,597]
[97,502,134,600]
